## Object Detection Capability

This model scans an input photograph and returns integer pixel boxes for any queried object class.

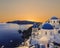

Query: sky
[0,0,60,22]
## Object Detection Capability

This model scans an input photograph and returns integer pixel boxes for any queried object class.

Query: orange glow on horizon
[0,15,59,23]
[0,0,60,23]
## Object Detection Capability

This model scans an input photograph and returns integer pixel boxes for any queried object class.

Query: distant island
[7,20,42,25]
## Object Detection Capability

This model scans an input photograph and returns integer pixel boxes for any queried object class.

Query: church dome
[32,23,39,28]
[42,23,53,30]
[51,16,58,19]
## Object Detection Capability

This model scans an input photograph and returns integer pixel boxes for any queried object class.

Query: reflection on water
[0,23,19,30]
[0,23,32,30]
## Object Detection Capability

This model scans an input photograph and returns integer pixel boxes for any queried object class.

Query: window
[32,33,35,38]
[59,21,60,24]
[45,32,47,35]
[58,30,60,34]
[54,21,55,23]
[53,25,55,28]
[37,33,39,35]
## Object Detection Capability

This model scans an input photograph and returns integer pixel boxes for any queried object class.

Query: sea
[0,23,33,48]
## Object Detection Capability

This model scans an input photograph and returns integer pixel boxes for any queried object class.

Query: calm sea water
[0,23,32,48]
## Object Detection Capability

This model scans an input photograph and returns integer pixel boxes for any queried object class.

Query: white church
[26,16,60,48]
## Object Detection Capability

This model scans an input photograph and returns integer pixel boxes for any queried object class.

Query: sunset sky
[0,0,60,22]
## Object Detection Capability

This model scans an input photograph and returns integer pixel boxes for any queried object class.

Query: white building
[28,16,60,48]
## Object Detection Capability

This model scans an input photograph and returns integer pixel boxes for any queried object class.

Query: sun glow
[0,0,60,23]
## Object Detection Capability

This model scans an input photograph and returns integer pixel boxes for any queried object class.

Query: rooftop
[51,16,58,20]
[42,23,53,30]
